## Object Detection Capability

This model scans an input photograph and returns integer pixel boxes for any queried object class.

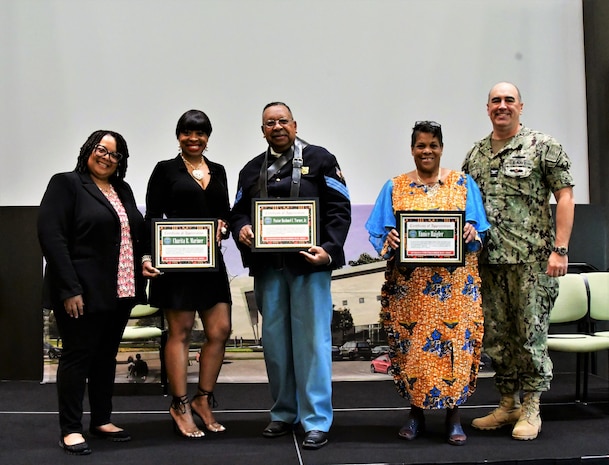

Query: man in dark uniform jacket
[230,102,351,450]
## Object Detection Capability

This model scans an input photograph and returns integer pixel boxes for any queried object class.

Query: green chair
[122,304,163,340]
[582,272,609,394]
[584,272,609,337]
[546,273,609,401]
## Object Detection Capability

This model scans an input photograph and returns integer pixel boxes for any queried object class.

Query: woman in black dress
[143,110,232,438]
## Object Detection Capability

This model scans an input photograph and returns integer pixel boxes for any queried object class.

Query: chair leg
[160,330,168,396]
[583,353,590,403]
[575,354,582,401]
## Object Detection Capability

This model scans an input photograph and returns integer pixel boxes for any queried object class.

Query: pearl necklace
[180,154,207,181]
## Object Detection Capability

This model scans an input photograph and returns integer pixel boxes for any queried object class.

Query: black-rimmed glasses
[94,144,123,163]
[414,120,441,129]
[263,118,293,128]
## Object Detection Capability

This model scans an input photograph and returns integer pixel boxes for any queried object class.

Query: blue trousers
[255,268,333,433]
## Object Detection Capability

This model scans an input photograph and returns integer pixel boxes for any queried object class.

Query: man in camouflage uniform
[462,82,574,440]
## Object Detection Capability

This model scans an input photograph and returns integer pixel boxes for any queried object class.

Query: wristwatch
[552,246,569,256]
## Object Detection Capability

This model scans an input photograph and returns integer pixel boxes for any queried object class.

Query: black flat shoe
[398,417,425,440]
[89,427,131,442]
[446,422,467,446]
[262,421,292,438]
[303,430,328,450]
[59,438,92,455]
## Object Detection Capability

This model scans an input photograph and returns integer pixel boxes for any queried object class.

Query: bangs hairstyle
[175,109,213,138]
[75,130,130,181]
[411,121,443,148]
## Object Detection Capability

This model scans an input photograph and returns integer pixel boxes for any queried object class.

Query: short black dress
[145,155,232,310]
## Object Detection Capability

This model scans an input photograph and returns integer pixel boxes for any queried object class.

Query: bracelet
[141,254,152,265]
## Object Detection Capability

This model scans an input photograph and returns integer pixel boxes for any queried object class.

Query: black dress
[145,155,232,310]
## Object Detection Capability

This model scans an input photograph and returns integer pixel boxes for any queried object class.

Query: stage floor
[1,372,608,465]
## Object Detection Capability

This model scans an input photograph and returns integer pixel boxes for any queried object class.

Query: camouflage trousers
[480,263,559,393]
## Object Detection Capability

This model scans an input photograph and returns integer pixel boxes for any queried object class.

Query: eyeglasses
[263,118,293,128]
[94,144,123,163]
[414,120,441,129]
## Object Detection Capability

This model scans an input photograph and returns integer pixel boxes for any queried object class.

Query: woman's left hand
[463,222,477,244]
[142,259,162,278]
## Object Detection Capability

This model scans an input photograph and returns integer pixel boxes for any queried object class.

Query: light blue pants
[255,268,333,433]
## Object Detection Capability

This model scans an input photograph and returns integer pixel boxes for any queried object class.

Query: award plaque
[152,219,217,271]
[252,198,320,252]
[396,211,465,266]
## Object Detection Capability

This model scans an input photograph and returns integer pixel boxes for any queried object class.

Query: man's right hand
[239,225,254,248]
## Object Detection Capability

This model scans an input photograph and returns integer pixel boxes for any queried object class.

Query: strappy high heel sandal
[191,387,226,433]
[169,395,205,439]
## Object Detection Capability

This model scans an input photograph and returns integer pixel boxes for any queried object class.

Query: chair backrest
[582,272,609,321]
[549,274,588,324]
[129,304,160,319]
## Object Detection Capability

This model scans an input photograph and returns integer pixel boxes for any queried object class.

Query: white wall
[0,0,588,206]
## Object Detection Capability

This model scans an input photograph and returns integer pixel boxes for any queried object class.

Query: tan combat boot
[512,391,541,440]
[471,393,521,430]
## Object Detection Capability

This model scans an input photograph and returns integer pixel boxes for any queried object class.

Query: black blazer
[38,171,147,313]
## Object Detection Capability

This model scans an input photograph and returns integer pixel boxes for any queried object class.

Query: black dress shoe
[303,430,328,450]
[89,427,132,442]
[398,417,425,440]
[262,421,292,438]
[446,422,467,446]
[59,438,92,455]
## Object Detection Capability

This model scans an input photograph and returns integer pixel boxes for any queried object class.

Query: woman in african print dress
[365,121,490,446]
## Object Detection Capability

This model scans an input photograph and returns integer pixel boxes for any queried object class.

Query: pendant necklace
[416,170,441,195]
[181,154,206,181]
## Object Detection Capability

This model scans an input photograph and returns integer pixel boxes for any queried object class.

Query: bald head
[488,82,522,103]
[486,82,524,138]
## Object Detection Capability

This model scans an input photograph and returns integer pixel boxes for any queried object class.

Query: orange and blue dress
[366,170,490,409]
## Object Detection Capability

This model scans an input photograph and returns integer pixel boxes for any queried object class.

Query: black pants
[54,299,132,436]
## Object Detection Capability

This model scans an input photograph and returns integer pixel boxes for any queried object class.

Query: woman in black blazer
[38,130,146,455]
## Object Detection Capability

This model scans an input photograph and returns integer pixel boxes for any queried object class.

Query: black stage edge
[1,374,608,465]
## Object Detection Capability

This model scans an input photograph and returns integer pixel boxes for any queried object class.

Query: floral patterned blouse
[102,186,136,298]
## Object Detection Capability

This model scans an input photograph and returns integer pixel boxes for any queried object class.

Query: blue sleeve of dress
[465,174,491,250]
[365,179,395,255]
